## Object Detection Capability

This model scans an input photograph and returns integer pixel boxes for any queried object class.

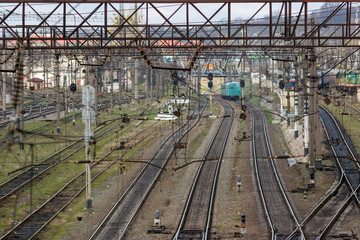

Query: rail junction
[0,1,359,240]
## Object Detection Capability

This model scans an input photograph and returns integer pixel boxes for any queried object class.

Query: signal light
[172,71,178,86]
[279,80,285,89]
[241,214,246,227]
[241,215,246,223]
[208,72,213,81]
[240,80,245,87]
[208,81,213,89]
[69,83,77,92]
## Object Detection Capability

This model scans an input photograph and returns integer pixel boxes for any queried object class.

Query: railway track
[247,104,303,240]
[173,99,234,240]
[1,100,110,143]
[90,100,207,240]
[0,121,157,240]
[287,105,360,240]
[0,113,122,204]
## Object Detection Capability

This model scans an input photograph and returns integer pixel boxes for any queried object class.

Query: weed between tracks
[36,121,166,239]
[0,105,160,236]
[321,101,360,157]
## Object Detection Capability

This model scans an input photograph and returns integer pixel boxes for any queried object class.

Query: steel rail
[314,106,360,239]
[0,112,122,204]
[249,106,275,239]
[261,107,304,239]
[89,100,207,240]
[204,100,234,239]
[320,105,360,200]
[287,105,360,239]
[248,104,303,239]
[0,121,155,240]
[173,99,233,240]
[285,174,345,239]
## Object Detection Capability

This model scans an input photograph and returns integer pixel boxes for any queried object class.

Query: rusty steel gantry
[0,1,359,50]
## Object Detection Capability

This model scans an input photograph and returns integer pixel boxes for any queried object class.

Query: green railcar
[221,81,241,101]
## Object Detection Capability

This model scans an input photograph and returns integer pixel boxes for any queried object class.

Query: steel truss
[0,1,359,49]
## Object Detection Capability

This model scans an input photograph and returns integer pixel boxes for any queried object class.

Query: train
[335,70,360,94]
[221,81,241,101]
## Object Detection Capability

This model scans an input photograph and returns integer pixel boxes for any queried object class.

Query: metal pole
[118,60,122,109]
[286,60,291,127]
[280,89,284,118]
[303,54,309,156]
[63,76,68,115]
[249,58,252,99]
[134,59,138,100]
[145,67,149,105]
[197,65,201,96]
[259,58,261,94]
[55,54,61,133]
[19,56,25,150]
[110,59,114,111]
[294,57,299,139]
[309,47,316,184]
[94,67,98,116]
[84,91,92,209]
[150,67,153,101]
[2,63,7,119]
[209,89,212,116]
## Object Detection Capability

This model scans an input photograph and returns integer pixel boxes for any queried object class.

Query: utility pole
[118,60,122,109]
[249,58,252,99]
[286,60,291,127]
[259,58,262,94]
[12,45,24,149]
[150,67,153,101]
[308,47,316,185]
[145,67,149,105]
[294,57,299,139]
[2,62,7,119]
[110,59,114,111]
[82,85,95,209]
[55,54,61,133]
[63,76,68,115]
[93,67,98,117]
[303,54,309,156]
[134,59,138,100]
[197,64,201,96]
[19,50,25,150]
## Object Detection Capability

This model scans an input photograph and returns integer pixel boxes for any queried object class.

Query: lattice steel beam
[0,1,359,49]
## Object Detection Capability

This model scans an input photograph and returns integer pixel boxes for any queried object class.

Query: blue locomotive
[221,81,241,101]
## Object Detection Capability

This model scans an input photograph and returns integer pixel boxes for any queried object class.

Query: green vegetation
[321,100,360,157]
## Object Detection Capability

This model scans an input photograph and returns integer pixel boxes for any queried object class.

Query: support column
[286,60,291,127]
[63,76,68,115]
[197,64,201,96]
[294,57,299,139]
[19,52,25,150]
[94,67,98,116]
[145,67,149,105]
[150,67,153,101]
[2,64,7,119]
[309,48,317,185]
[156,70,160,99]
[303,54,309,156]
[110,59,114,111]
[259,58,262,94]
[118,61,122,110]
[134,59,139,100]
[249,58,252,99]
[55,54,61,133]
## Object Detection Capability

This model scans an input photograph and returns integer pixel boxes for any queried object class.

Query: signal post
[208,72,213,117]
